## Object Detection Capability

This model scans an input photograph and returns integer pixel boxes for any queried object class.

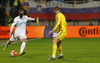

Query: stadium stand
[0,0,99,26]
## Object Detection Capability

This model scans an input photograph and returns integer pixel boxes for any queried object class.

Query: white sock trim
[59,54,63,56]
[52,55,55,58]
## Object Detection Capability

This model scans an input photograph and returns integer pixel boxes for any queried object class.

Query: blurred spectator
[52,0,64,2]
[19,6,27,15]
[9,6,18,23]
[0,0,7,6]
[52,0,57,1]
[46,0,50,2]
[88,21,93,26]
[9,0,22,10]
[0,6,6,26]
[9,0,15,7]
[64,0,70,1]
[59,0,64,2]
[35,0,40,2]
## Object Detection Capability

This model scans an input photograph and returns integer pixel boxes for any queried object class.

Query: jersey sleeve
[25,16,35,21]
[28,17,35,20]
[10,18,18,32]
[52,14,61,32]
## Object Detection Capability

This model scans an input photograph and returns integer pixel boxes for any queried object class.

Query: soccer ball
[10,50,17,57]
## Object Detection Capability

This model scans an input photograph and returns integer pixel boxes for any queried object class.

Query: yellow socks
[58,45,62,54]
[52,44,57,58]
[52,44,63,58]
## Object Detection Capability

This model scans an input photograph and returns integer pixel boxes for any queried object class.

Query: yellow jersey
[52,12,68,32]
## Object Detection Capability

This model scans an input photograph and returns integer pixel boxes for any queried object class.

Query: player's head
[19,9,24,18]
[54,6,60,14]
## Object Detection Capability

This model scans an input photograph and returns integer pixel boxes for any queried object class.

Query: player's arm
[25,16,35,21]
[28,17,35,21]
[48,14,60,35]
[52,14,60,32]
[9,19,17,36]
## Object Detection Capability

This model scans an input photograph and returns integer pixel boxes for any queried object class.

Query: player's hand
[54,30,57,33]
[8,31,12,36]
[48,31,53,35]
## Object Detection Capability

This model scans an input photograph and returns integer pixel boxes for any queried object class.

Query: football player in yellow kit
[48,6,68,60]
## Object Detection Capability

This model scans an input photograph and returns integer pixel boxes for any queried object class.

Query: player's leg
[52,37,60,57]
[4,40,12,51]
[57,41,64,59]
[6,40,12,47]
[56,30,67,59]
[19,34,27,56]
[48,37,60,60]
[20,38,26,53]
[4,34,15,51]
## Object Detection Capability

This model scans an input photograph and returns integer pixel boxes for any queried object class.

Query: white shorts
[10,33,27,41]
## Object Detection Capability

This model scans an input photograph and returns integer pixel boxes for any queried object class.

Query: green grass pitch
[0,38,100,63]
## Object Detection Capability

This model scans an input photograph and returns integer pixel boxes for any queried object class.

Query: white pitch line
[24,49,100,51]
[0,44,6,46]
[0,39,37,46]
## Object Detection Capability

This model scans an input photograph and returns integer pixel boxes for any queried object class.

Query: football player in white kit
[4,9,35,56]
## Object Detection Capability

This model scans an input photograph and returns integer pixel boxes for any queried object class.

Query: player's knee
[52,39,57,44]
[22,38,26,42]
[52,41,57,44]
[52,37,59,44]
[9,40,12,43]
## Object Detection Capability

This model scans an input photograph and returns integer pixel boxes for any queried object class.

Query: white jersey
[10,15,35,34]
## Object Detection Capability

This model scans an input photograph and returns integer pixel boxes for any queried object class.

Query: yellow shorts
[55,29,67,41]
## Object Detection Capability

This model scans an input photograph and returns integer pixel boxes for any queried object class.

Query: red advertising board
[0,26,100,39]
[66,26,100,38]
[0,26,45,39]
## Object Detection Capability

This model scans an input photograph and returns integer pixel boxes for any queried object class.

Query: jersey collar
[56,11,60,15]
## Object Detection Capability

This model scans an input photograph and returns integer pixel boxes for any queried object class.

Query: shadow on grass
[60,58,79,62]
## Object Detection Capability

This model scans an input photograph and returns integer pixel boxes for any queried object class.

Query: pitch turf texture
[0,38,100,63]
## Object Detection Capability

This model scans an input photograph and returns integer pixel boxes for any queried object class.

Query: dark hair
[19,9,24,12]
[54,6,60,10]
